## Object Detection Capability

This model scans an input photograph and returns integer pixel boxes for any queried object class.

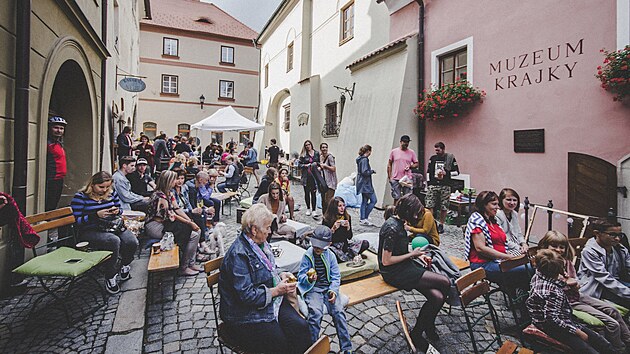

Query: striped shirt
[70,191,122,230]
[314,254,330,288]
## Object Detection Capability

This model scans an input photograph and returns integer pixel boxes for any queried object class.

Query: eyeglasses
[604,232,626,239]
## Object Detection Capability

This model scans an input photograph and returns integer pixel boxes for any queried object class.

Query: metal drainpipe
[99,0,108,170]
[12,0,31,214]
[415,0,426,170]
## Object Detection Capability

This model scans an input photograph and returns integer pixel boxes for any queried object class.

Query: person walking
[426,141,459,233]
[267,138,281,169]
[356,144,377,226]
[116,126,133,159]
[387,135,418,205]
[298,140,321,218]
[46,116,68,211]
[319,143,337,215]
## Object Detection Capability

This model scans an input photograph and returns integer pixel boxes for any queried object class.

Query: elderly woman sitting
[219,204,311,353]
[257,182,297,243]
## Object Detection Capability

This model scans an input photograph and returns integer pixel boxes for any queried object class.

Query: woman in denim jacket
[218,204,311,353]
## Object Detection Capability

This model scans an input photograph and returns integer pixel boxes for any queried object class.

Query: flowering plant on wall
[596,45,630,102]
[414,80,486,120]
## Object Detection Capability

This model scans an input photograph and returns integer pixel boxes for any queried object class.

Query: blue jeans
[360,192,377,220]
[304,288,352,351]
[217,182,238,193]
[470,261,532,291]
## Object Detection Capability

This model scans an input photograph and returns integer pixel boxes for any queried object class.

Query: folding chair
[456,268,504,354]
[204,257,253,354]
[497,255,532,330]
[14,207,112,324]
[396,300,418,353]
[304,335,330,354]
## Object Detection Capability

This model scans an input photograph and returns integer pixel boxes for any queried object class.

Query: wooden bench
[340,275,398,306]
[147,245,179,302]
[17,207,112,324]
[213,191,239,216]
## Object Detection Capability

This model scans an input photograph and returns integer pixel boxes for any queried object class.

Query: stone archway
[37,37,99,210]
[264,89,291,153]
[48,60,94,205]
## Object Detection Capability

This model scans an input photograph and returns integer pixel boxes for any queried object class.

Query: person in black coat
[298,140,321,218]
[116,126,133,159]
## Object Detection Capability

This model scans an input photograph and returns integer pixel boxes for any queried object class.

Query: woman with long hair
[356,144,377,226]
[464,190,530,288]
[378,194,450,350]
[496,188,527,256]
[257,182,296,243]
[145,170,202,276]
[322,196,369,262]
[298,140,320,218]
[71,171,139,294]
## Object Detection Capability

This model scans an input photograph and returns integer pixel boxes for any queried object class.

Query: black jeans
[226,298,312,354]
[45,179,64,211]
[543,323,613,354]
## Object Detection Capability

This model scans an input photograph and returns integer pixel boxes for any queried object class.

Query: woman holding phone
[71,171,139,294]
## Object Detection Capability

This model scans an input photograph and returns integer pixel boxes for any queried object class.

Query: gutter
[12,0,31,213]
[99,0,108,170]
[415,0,426,170]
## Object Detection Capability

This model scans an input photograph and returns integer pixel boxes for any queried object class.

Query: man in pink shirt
[387,135,418,204]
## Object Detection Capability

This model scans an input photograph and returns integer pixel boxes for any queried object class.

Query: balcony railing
[321,121,340,138]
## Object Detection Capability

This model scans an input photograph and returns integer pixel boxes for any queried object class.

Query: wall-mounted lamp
[199,94,205,109]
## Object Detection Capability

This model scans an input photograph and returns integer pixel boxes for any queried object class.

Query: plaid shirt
[526,271,580,334]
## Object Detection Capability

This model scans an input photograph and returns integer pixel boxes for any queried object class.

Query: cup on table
[152,242,162,255]
[76,241,90,252]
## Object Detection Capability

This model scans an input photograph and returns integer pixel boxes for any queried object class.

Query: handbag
[97,215,127,234]
[313,166,329,194]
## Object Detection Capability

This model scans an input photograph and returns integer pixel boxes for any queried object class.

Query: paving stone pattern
[143,179,525,354]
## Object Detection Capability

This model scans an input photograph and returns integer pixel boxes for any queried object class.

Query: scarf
[0,193,40,248]
[464,211,493,259]
[244,233,282,319]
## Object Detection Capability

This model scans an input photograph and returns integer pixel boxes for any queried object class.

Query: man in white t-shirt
[387,135,418,204]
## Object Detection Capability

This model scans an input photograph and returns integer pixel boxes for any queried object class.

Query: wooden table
[148,245,179,302]
[212,191,239,216]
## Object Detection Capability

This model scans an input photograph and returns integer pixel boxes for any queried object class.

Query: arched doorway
[264,89,291,156]
[48,60,94,206]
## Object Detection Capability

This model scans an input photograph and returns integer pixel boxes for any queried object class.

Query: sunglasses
[603,232,626,239]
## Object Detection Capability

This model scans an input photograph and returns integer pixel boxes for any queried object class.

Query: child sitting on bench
[298,226,352,353]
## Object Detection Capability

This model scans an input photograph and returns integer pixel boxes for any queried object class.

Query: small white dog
[206,222,227,257]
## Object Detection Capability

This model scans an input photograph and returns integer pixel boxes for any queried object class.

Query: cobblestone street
[0,178,522,354]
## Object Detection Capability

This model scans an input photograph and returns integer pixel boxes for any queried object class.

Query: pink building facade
[381,0,630,232]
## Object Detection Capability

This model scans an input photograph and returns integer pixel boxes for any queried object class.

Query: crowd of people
[38,116,629,353]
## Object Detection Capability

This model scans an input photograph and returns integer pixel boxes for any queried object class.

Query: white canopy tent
[191,106,264,132]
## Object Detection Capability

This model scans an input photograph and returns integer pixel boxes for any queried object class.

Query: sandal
[196,253,211,262]
[199,241,213,255]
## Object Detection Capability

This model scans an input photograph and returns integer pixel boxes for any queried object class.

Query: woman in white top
[496,188,527,256]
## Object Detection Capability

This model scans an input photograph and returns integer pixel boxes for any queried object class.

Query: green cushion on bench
[240,197,253,209]
[339,251,378,281]
[604,300,630,317]
[13,247,111,277]
[573,309,605,327]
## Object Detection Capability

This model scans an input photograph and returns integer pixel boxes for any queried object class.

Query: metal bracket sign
[119,77,146,92]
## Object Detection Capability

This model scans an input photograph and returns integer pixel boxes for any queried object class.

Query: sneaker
[359,219,369,226]
[105,277,120,294]
[119,265,131,281]
[437,223,445,234]
[306,210,312,216]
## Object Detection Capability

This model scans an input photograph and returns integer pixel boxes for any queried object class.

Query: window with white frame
[221,46,234,64]
[161,74,178,94]
[439,48,467,85]
[431,37,474,87]
[340,1,354,44]
[283,104,290,131]
[219,80,234,99]
[287,42,294,72]
[163,37,179,56]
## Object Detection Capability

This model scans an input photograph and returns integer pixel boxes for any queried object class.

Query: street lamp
[199,94,205,109]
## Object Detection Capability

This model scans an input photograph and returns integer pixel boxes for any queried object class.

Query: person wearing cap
[426,141,459,233]
[219,204,312,353]
[127,158,156,197]
[298,225,352,354]
[134,134,155,171]
[46,116,68,211]
[387,135,419,205]
[113,156,150,211]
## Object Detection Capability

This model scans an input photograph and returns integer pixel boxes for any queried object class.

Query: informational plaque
[514,129,545,153]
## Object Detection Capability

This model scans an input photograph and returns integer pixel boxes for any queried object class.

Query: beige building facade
[0,0,148,293]
[138,0,259,149]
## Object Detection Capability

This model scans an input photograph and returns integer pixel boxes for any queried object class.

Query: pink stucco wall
[410,0,630,214]
[389,1,419,41]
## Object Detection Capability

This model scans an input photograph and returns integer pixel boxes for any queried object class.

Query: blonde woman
[71,171,139,294]
[145,170,202,276]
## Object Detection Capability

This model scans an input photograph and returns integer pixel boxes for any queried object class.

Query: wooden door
[568,153,617,236]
